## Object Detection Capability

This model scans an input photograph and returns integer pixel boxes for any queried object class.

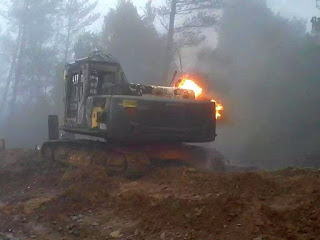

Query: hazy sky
[0,1,317,32]
[96,0,318,19]
[97,0,162,12]
[93,0,318,31]
[268,0,318,20]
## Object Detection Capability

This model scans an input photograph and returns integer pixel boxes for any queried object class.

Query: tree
[0,0,63,146]
[0,31,19,115]
[57,0,100,63]
[0,0,27,116]
[0,0,102,146]
[9,0,60,106]
[8,0,28,114]
[157,0,223,81]
[142,1,157,27]
[102,1,166,85]
[74,31,100,59]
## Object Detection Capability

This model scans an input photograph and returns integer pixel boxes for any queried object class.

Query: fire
[211,100,224,119]
[177,78,203,98]
[176,77,224,119]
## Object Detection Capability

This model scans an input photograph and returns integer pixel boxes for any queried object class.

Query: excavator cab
[64,52,132,127]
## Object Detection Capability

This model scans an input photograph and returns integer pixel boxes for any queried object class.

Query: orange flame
[177,78,224,120]
[211,99,224,119]
[177,78,203,98]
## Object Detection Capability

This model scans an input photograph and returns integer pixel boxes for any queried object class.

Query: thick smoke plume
[198,0,320,168]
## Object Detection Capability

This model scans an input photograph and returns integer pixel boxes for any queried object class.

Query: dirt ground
[0,149,319,240]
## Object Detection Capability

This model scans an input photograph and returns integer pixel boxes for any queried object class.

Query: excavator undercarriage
[42,140,224,178]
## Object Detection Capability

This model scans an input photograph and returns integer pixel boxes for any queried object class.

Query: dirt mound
[112,168,320,240]
[61,166,116,205]
[1,150,320,240]
[0,149,36,168]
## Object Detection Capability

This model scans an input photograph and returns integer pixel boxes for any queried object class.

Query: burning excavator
[42,51,224,177]
[173,74,224,119]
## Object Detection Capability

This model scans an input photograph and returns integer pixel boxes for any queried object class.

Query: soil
[0,149,319,240]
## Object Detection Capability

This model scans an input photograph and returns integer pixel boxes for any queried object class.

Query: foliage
[2,0,60,104]
[142,1,157,27]
[157,0,222,81]
[157,0,222,47]
[56,0,100,62]
[0,0,99,146]
[74,31,100,59]
[102,1,166,84]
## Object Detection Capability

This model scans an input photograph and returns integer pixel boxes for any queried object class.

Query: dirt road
[0,150,319,240]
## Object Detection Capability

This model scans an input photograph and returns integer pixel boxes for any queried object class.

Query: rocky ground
[0,149,319,240]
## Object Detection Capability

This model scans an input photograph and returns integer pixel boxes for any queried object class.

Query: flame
[211,99,224,119]
[177,78,203,98]
[177,77,224,120]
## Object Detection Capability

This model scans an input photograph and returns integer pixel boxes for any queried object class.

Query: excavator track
[41,140,225,178]
[41,140,150,178]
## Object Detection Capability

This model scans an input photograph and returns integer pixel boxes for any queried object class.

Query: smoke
[1,0,319,169]
[197,0,320,168]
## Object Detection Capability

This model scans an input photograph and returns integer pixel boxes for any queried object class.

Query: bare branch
[157,16,169,31]
[175,24,214,31]
[176,7,210,14]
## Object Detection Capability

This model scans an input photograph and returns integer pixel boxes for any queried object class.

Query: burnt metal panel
[107,95,216,143]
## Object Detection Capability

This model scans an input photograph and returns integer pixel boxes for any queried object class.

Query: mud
[0,150,319,240]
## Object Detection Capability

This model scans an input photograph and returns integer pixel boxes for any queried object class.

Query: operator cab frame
[64,51,131,125]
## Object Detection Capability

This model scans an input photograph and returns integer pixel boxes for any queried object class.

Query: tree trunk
[64,18,72,64]
[163,0,177,84]
[8,0,28,117]
[0,29,22,115]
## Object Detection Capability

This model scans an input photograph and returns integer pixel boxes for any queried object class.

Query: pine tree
[57,0,100,63]
[157,0,222,80]
[102,1,166,85]
[74,31,100,59]
[0,0,60,110]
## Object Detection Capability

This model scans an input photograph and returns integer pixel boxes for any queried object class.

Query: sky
[268,0,318,19]
[96,0,318,17]
[92,0,318,31]
[96,0,318,19]
[268,0,318,30]
[97,0,162,13]
[0,1,318,31]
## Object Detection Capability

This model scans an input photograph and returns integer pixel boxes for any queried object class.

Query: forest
[0,0,320,168]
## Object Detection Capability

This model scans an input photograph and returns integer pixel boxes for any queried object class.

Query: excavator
[41,51,222,177]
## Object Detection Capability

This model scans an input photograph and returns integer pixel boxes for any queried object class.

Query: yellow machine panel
[92,107,104,128]
[121,100,137,108]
